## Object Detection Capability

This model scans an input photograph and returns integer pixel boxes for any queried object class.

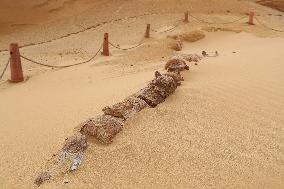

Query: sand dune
[0,0,284,188]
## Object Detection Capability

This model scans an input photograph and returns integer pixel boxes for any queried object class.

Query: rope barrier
[1,12,283,53]
[151,20,182,33]
[0,12,283,77]
[108,20,182,50]
[108,40,144,51]
[189,13,247,25]
[0,49,9,53]
[20,44,103,68]
[0,12,165,53]
[255,17,284,32]
[159,23,180,33]
[0,58,10,80]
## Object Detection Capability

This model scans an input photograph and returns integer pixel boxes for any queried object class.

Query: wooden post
[145,24,150,38]
[248,12,255,25]
[103,33,109,56]
[9,43,24,82]
[184,11,189,23]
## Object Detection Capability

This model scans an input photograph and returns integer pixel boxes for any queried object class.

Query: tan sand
[0,0,284,188]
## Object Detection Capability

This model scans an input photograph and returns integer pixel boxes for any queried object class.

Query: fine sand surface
[256,0,284,12]
[0,0,284,189]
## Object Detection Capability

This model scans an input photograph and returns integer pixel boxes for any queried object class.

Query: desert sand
[0,0,284,188]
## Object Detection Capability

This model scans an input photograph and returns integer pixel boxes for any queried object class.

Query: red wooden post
[103,33,109,56]
[184,11,189,23]
[9,43,24,82]
[145,24,150,38]
[248,12,255,25]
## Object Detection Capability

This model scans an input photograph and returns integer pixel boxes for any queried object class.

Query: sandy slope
[256,0,284,12]
[0,0,284,188]
[37,32,284,189]
[0,0,275,48]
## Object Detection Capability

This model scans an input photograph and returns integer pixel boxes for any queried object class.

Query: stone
[136,85,166,107]
[136,71,177,107]
[164,71,184,86]
[62,133,88,154]
[102,97,148,120]
[80,115,124,144]
[150,71,177,95]
[165,56,189,72]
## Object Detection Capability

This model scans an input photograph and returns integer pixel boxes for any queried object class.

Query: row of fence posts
[5,11,255,83]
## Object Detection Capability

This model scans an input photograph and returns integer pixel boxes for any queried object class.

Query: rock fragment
[164,71,184,86]
[165,55,189,72]
[150,71,177,95]
[62,133,88,154]
[136,71,177,107]
[80,115,124,144]
[102,97,149,120]
[136,85,167,107]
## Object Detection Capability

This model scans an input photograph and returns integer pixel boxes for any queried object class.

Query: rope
[151,20,182,33]
[0,12,283,53]
[0,49,9,53]
[0,58,10,80]
[0,12,164,53]
[108,40,144,51]
[20,44,103,68]
[159,23,180,33]
[189,13,247,25]
[255,17,284,32]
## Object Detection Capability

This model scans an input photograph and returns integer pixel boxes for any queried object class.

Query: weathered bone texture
[60,133,88,172]
[136,85,167,107]
[180,53,202,62]
[165,55,189,72]
[164,71,184,86]
[63,133,88,154]
[34,133,88,186]
[80,115,124,144]
[102,97,149,120]
[151,71,177,95]
[136,71,177,107]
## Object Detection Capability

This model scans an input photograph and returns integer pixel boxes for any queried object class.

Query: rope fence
[189,14,248,25]
[255,16,284,32]
[0,12,283,53]
[0,58,10,80]
[108,40,144,51]
[0,12,162,53]
[151,19,183,33]
[1,11,284,82]
[20,44,103,68]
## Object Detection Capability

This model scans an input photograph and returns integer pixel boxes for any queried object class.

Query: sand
[256,0,284,12]
[0,0,284,188]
